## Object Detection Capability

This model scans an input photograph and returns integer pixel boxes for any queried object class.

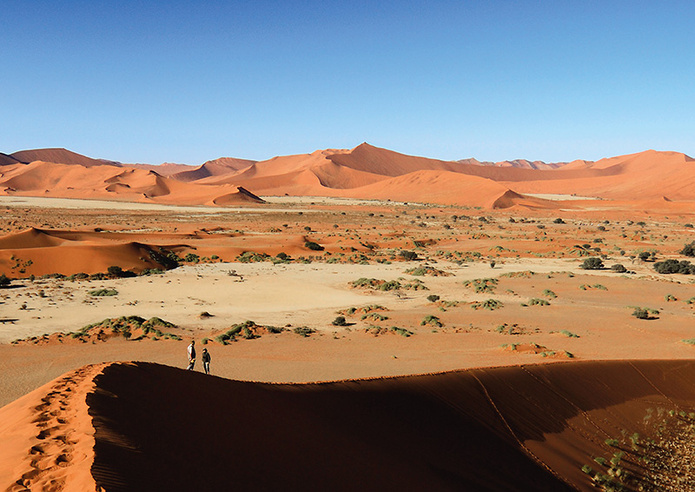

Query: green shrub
[681,242,695,257]
[421,315,442,327]
[542,289,557,298]
[528,298,550,306]
[184,253,200,263]
[654,259,695,274]
[463,278,498,293]
[293,326,316,337]
[304,241,324,251]
[0,273,10,287]
[332,316,348,326]
[632,307,658,319]
[611,264,627,273]
[399,250,418,261]
[427,294,440,303]
[580,257,604,270]
[89,288,118,297]
[471,299,503,310]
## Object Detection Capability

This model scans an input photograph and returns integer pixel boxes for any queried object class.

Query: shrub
[681,242,695,257]
[463,278,498,293]
[654,259,695,274]
[553,218,565,224]
[184,253,200,263]
[528,298,550,306]
[293,326,316,337]
[304,241,324,251]
[632,307,658,319]
[611,264,627,273]
[89,288,118,296]
[107,265,124,277]
[542,289,557,298]
[399,250,418,261]
[421,315,442,327]
[471,299,503,310]
[332,316,348,326]
[0,273,10,287]
[427,294,440,303]
[580,257,604,270]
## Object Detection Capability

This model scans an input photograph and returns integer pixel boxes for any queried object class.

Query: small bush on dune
[332,316,348,326]
[611,264,628,273]
[0,273,10,287]
[399,250,418,261]
[304,241,324,251]
[681,242,695,257]
[421,315,442,327]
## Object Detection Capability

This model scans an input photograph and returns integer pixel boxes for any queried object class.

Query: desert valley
[1,144,695,491]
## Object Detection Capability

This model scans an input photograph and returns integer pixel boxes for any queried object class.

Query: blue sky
[2,1,694,164]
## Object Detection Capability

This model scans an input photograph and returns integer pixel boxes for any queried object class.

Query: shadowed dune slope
[172,157,256,182]
[84,360,695,491]
[0,152,24,166]
[10,148,119,168]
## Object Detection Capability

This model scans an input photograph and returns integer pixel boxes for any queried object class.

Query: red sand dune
[172,157,256,182]
[2,144,694,208]
[0,152,23,166]
[0,228,175,276]
[9,148,119,168]
[2,360,695,491]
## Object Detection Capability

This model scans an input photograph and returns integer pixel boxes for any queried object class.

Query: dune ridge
[3,360,695,490]
[2,144,695,208]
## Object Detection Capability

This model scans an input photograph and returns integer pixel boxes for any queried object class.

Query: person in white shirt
[187,340,196,370]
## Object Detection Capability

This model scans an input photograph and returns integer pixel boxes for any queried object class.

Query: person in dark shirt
[202,348,211,374]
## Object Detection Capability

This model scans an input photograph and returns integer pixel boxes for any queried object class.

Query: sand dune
[172,157,256,182]
[9,148,119,168]
[2,144,694,208]
[0,152,23,166]
[3,359,695,490]
[0,228,174,276]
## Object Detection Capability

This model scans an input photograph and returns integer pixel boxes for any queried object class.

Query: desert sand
[1,145,695,490]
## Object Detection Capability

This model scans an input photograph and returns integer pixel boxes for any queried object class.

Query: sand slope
[9,148,118,168]
[3,360,695,491]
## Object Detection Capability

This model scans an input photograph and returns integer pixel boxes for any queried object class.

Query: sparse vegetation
[654,259,695,274]
[471,299,503,310]
[88,288,118,297]
[463,278,498,293]
[421,315,443,327]
[527,298,550,306]
[632,307,659,320]
[332,316,348,326]
[611,264,628,273]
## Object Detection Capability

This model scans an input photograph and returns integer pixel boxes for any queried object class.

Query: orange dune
[0,228,174,276]
[172,157,256,182]
[3,360,695,490]
[9,148,118,168]
[209,186,265,205]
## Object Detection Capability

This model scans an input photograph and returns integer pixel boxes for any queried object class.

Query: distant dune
[9,148,120,168]
[2,144,694,208]
[3,360,695,490]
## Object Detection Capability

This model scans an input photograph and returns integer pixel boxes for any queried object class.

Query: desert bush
[107,265,124,277]
[184,253,200,263]
[553,218,565,224]
[361,312,388,321]
[471,299,503,310]
[427,294,440,303]
[681,242,695,257]
[665,294,677,302]
[528,298,550,306]
[399,250,418,261]
[580,257,604,270]
[611,264,627,273]
[293,326,316,337]
[542,289,557,298]
[89,288,118,297]
[654,259,695,274]
[559,330,579,338]
[632,307,658,319]
[304,241,324,251]
[237,251,271,263]
[0,273,10,287]
[332,316,348,326]
[421,315,442,327]
[463,278,498,293]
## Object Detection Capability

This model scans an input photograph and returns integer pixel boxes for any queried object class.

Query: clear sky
[2,1,694,165]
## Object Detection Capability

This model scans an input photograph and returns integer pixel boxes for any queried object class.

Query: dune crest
[3,360,695,490]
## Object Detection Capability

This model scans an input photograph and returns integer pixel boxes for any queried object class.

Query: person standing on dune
[187,340,196,370]
[202,348,211,374]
